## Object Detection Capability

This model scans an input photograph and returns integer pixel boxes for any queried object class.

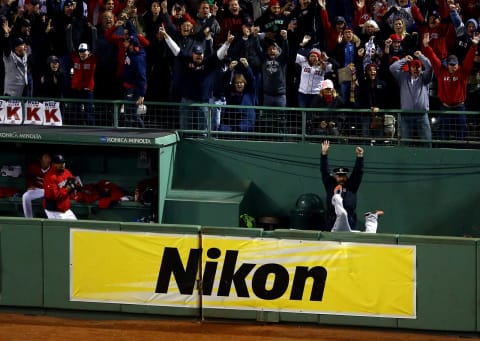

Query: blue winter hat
[466,18,478,31]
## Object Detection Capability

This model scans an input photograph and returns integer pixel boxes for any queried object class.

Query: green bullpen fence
[0,217,478,332]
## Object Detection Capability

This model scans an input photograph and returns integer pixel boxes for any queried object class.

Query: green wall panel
[272,229,322,240]
[398,235,477,331]
[173,140,480,237]
[164,200,241,227]
[43,220,122,311]
[477,239,480,332]
[0,218,43,306]
[120,223,201,235]
[201,226,263,237]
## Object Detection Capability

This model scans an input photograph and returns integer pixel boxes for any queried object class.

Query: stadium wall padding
[0,219,479,332]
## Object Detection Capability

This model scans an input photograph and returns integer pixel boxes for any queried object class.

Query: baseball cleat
[364,210,384,217]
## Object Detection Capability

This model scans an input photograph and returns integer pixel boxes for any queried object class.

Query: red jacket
[43,167,75,212]
[71,53,97,91]
[422,44,476,106]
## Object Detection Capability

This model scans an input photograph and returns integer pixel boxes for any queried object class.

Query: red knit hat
[269,0,279,7]
[309,48,322,59]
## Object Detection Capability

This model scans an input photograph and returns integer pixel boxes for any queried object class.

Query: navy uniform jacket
[320,154,363,229]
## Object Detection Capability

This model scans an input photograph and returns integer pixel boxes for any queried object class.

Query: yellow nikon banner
[70,229,201,307]
[201,235,416,318]
[70,229,416,318]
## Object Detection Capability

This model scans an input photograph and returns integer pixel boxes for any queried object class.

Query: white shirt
[296,54,332,95]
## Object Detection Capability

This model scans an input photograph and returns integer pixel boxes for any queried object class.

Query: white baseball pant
[22,188,44,218]
[331,193,379,233]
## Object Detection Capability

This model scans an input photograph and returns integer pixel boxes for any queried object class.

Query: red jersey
[26,163,50,189]
[71,53,97,91]
[423,44,476,107]
[43,167,75,212]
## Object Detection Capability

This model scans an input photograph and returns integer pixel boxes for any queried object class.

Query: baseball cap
[47,55,59,64]
[409,59,422,68]
[78,43,89,52]
[333,167,349,175]
[390,34,402,42]
[52,155,66,164]
[447,55,459,65]
[192,45,204,55]
[63,0,74,7]
[335,16,346,24]
[321,79,334,90]
[359,14,371,26]
[21,18,31,27]
[428,10,440,19]
[13,37,26,47]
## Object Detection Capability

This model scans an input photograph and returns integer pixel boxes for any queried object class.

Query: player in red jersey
[43,155,79,220]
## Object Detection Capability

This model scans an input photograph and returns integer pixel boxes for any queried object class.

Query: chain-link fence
[2,96,479,147]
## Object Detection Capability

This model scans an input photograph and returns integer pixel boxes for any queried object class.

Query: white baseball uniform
[331,192,380,233]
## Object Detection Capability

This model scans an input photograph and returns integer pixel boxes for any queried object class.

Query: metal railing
[1,96,479,148]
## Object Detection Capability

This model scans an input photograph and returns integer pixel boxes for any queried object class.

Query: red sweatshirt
[43,167,75,212]
[411,6,454,60]
[320,9,341,54]
[71,53,97,91]
[422,44,477,106]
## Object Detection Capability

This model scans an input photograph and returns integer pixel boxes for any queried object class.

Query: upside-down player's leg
[331,185,352,232]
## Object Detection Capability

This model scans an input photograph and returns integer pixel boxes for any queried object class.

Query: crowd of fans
[0,0,479,137]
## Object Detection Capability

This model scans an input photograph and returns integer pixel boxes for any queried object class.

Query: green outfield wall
[172,140,480,237]
[0,219,478,332]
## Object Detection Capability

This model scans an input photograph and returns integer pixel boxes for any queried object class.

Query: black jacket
[320,154,363,229]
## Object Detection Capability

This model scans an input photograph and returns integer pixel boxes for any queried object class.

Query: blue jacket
[122,21,147,97]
